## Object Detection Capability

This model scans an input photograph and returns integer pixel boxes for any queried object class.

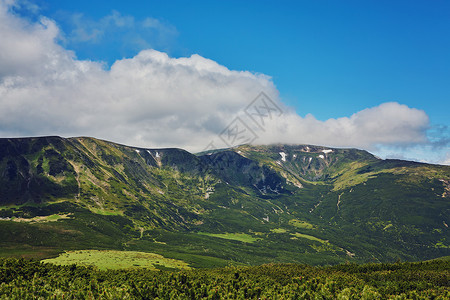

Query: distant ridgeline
[0,136,449,267]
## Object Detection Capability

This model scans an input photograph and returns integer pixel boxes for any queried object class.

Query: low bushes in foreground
[0,257,449,299]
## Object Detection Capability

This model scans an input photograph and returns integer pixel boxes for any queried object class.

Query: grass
[383,223,393,230]
[289,219,316,229]
[10,214,72,223]
[197,232,260,243]
[331,162,379,191]
[435,242,449,249]
[89,208,124,216]
[428,255,450,261]
[42,250,190,270]
[291,233,328,244]
[270,228,288,233]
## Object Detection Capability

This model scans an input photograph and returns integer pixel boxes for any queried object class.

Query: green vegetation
[0,137,449,267]
[1,258,449,299]
[289,219,316,229]
[8,214,72,223]
[88,208,123,216]
[271,228,288,233]
[291,233,327,244]
[42,250,190,270]
[197,232,260,243]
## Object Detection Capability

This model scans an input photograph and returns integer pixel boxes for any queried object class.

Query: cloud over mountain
[0,1,442,162]
[257,102,429,150]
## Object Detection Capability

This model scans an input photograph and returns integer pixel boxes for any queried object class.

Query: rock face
[0,136,449,266]
[200,150,286,194]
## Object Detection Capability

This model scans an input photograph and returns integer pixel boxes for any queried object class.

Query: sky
[0,0,449,164]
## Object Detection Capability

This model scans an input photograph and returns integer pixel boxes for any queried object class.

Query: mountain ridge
[0,136,449,267]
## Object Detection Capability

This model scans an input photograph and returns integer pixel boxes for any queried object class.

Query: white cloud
[0,0,445,164]
[373,144,450,166]
[0,1,275,149]
[0,2,64,78]
[256,102,429,150]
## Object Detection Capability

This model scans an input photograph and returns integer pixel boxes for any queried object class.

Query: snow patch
[135,149,140,154]
[318,154,324,159]
[147,150,160,159]
[279,152,287,162]
[322,149,333,154]
[293,154,297,158]
[309,157,312,162]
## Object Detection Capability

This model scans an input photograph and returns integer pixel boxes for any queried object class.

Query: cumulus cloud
[0,3,63,78]
[0,1,276,149]
[256,102,429,150]
[0,0,443,161]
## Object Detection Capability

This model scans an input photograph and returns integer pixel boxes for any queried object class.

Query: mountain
[0,136,449,267]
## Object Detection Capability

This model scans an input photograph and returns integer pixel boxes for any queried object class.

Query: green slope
[0,137,449,267]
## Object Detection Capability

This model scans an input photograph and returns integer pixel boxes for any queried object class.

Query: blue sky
[1,0,449,164]
[33,0,450,121]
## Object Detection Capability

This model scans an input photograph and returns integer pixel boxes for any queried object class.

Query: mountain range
[0,136,449,267]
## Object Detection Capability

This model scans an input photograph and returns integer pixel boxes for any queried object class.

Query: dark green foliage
[0,258,449,299]
[0,137,78,205]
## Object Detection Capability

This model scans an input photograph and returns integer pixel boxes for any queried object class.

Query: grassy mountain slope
[0,137,449,267]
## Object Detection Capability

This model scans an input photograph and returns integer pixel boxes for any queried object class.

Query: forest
[0,257,448,299]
